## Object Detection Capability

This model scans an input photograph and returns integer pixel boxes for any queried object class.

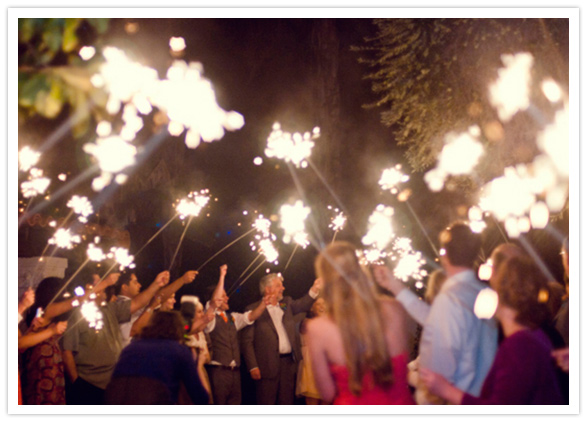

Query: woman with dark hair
[106,311,209,405]
[421,256,564,405]
[306,242,415,405]
[21,277,70,405]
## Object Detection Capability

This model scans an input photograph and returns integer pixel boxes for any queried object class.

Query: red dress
[23,335,66,405]
[329,353,416,405]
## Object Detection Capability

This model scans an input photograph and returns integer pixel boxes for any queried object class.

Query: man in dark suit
[241,273,322,405]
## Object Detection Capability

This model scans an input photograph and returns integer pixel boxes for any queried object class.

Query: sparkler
[327,206,347,243]
[195,227,257,272]
[83,134,137,191]
[389,237,427,282]
[21,168,51,198]
[107,246,136,271]
[249,216,280,265]
[175,190,211,220]
[48,228,81,250]
[228,256,268,298]
[378,165,410,195]
[67,195,94,223]
[473,288,499,319]
[264,122,319,168]
[361,205,395,252]
[80,299,104,330]
[19,146,41,172]
[488,52,534,122]
[356,248,388,266]
[279,201,311,248]
[168,216,193,271]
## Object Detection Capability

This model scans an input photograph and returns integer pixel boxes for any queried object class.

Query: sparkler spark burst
[327,206,347,232]
[107,247,136,270]
[19,146,41,172]
[21,172,51,198]
[250,216,280,264]
[67,195,94,223]
[537,106,569,178]
[361,205,395,252]
[83,135,137,191]
[357,248,388,265]
[169,37,186,52]
[378,165,410,195]
[389,237,427,282]
[87,243,106,262]
[279,201,311,248]
[80,300,104,330]
[48,228,81,250]
[488,52,534,122]
[175,190,211,220]
[264,122,320,168]
[478,259,493,281]
[474,288,499,319]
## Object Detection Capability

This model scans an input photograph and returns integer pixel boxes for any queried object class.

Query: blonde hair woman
[306,242,415,404]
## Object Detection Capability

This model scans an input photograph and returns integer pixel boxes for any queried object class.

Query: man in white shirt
[241,273,322,405]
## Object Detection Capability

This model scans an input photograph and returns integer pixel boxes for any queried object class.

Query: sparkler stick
[517,235,557,282]
[404,200,440,258]
[226,254,264,296]
[45,258,91,309]
[283,244,299,272]
[285,162,325,248]
[196,227,257,272]
[134,214,180,257]
[168,215,193,272]
[92,261,119,291]
[331,231,338,243]
[228,256,267,298]
[491,215,510,243]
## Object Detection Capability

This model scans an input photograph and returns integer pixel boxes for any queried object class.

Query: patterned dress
[23,333,66,405]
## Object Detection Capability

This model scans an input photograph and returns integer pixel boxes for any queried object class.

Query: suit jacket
[241,294,315,380]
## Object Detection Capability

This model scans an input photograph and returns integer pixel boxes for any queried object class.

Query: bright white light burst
[362,205,394,252]
[19,147,41,172]
[379,165,409,194]
[265,122,319,168]
[175,189,211,220]
[107,247,136,270]
[67,195,94,223]
[80,300,104,330]
[279,201,311,248]
[48,228,81,250]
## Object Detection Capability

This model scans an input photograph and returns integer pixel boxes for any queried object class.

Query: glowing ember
[74,286,85,297]
[175,190,211,220]
[107,247,136,270]
[478,259,493,281]
[58,173,67,181]
[253,157,263,166]
[48,228,81,250]
[361,205,395,252]
[474,288,499,319]
[541,78,563,103]
[19,146,40,172]
[488,52,534,122]
[378,164,409,194]
[67,195,94,223]
[279,200,311,247]
[264,122,319,168]
[79,45,96,61]
[169,37,186,52]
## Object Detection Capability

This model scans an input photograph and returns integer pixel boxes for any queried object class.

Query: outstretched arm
[158,270,198,304]
[211,264,227,303]
[18,321,67,351]
[130,271,170,314]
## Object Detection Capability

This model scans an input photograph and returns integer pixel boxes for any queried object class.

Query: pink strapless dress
[329,353,415,405]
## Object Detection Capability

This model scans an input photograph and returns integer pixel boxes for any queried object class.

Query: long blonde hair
[315,241,393,395]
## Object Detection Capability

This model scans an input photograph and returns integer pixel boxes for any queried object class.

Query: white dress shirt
[266,304,292,354]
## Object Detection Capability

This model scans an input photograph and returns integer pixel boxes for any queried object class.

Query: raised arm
[211,264,227,303]
[129,295,161,338]
[43,273,120,321]
[18,320,67,351]
[157,270,198,304]
[129,271,170,314]
[18,288,35,316]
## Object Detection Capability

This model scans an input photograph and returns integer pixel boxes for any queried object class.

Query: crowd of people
[17,221,570,406]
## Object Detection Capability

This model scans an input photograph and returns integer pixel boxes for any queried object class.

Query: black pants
[66,377,105,405]
[207,365,242,405]
[255,354,297,405]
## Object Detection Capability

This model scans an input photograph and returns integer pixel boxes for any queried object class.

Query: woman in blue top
[107,311,209,405]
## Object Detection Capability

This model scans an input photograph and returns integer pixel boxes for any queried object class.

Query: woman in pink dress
[306,242,415,405]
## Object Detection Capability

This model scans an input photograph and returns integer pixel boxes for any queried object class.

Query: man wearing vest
[204,264,269,405]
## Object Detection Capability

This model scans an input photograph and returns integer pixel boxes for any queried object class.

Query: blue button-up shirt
[419,269,498,397]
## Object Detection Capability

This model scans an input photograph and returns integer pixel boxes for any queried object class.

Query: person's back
[420,271,497,396]
[307,297,415,405]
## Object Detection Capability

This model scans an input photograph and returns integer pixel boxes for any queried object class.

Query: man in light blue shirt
[419,222,497,399]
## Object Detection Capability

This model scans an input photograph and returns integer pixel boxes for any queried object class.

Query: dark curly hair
[140,310,185,341]
[493,256,555,329]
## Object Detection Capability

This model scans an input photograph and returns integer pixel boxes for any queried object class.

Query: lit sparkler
[249,216,279,264]
[87,243,106,262]
[357,248,387,265]
[389,237,427,282]
[328,206,347,233]
[361,205,395,252]
[21,168,51,198]
[264,122,320,169]
[175,189,211,220]
[279,201,311,248]
[19,146,40,172]
[67,195,94,223]
[83,134,137,191]
[378,165,410,195]
[473,288,499,319]
[488,52,534,122]
[48,228,81,250]
[107,247,136,270]
[80,299,104,330]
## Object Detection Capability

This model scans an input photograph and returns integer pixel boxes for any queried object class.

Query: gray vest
[208,313,241,367]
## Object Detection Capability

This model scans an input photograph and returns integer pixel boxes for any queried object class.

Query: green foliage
[18,18,111,137]
[357,18,569,177]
